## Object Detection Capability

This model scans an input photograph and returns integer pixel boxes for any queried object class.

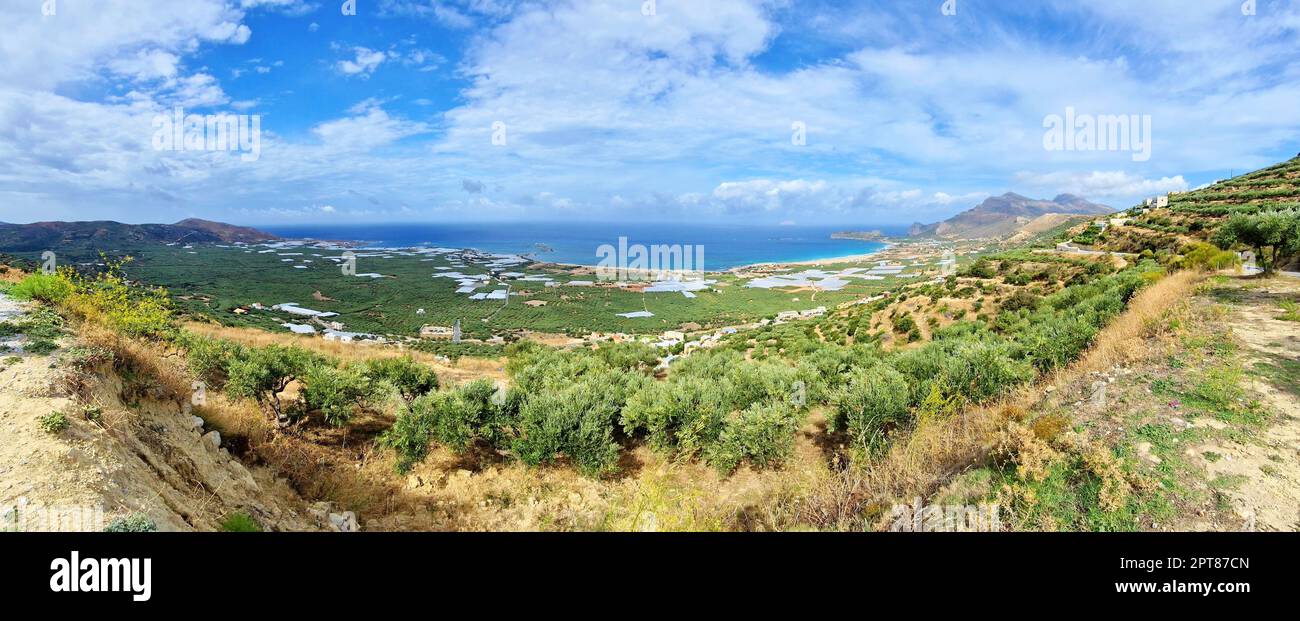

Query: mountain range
[909,193,1113,239]
[0,218,278,253]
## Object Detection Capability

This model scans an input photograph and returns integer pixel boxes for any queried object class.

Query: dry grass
[0,265,26,284]
[800,271,1204,530]
[77,322,191,401]
[69,319,439,526]
[181,321,508,385]
[1071,270,1200,374]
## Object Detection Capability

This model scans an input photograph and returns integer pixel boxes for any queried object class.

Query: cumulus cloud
[1012,171,1189,200]
[335,47,388,77]
[310,101,431,151]
[1,0,1298,224]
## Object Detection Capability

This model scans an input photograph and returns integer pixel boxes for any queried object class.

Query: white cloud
[335,47,388,77]
[1013,171,1189,200]
[311,102,431,151]
[1,0,1298,224]
[239,0,319,16]
[161,73,229,108]
[106,50,181,81]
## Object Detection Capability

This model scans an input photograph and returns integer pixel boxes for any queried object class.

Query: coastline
[260,223,902,273]
[733,240,897,270]
[510,239,898,274]
[267,237,900,274]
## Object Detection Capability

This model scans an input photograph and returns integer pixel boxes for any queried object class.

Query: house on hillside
[420,326,454,339]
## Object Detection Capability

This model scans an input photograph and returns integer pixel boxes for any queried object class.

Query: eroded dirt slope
[0,294,321,532]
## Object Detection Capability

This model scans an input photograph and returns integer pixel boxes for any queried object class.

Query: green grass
[219,511,262,532]
[0,307,64,355]
[1279,300,1300,322]
[1253,355,1300,399]
[1208,474,1249,491]
[1151,353,1268,427]
[993,453,1172,532]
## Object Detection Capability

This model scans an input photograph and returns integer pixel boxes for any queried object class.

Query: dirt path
[1191,276,1300,531]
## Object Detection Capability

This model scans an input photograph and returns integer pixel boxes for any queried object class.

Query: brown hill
[0,219,278,253]
[173,218,280,243]
[911,193,1112,239]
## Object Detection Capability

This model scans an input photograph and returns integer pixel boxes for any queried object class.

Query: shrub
[428,380,503,450]
[942,340,1034,403]
[1178,242,1239,272]
[721,358,802,407]
[62,262,174,339]
[794,344,875,404]
[177,333,246,388]
[10,272,73,303]
[963,258,997,279]
[513,370,647,477]
[1020,314,1100,372]
[301,363,376,427]
[707,401,802,474]
[382,379,503,472]
[381,404,437,474]
[591,341,661,372]
[831,364,911,454]
[38,411,69,434]
[104,513,157,532]
[622,375,730,457]
[225,345,320,422]
[24,339,59,355]
[62,345,113,370]
[363,356,439,402]
[892,313,917,335]
[219,511,262,532]
[1000,290,1041,312]
[893,342,956,404]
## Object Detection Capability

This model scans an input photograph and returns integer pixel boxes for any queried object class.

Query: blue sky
[1,0,1298,226]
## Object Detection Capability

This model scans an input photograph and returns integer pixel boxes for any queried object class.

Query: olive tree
[1212,210,1300,274]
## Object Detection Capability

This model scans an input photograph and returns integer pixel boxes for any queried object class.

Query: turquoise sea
[260,222,901,271]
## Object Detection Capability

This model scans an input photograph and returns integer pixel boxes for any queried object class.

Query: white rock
[202,430,221,449]
[328,511,359,532]
[190,416,204,430]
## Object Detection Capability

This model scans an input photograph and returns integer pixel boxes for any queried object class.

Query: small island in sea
[831,230,887,241]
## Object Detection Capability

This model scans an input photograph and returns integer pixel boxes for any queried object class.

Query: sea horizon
[259,222,906,271]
